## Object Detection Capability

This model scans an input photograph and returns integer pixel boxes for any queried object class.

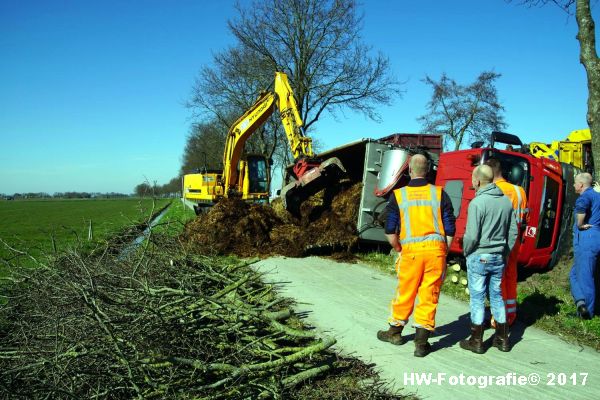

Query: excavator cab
[182,170,224,214]
[182,154,270,215]
[239,154,270,202]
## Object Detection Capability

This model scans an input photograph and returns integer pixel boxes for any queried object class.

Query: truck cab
[435,132,578,269]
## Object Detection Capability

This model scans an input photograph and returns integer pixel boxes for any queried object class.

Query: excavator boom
[222,91,277,194]
[191,71,346,216]
[271,72,346,216]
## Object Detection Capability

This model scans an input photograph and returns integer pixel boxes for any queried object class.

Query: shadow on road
[429,311,537,352]
[517,292,562,326]
[431,313,471,351]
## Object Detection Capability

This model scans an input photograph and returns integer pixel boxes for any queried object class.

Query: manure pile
[184,181,362,257]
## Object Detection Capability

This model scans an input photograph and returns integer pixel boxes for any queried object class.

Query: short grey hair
[576,172,593,186]
[473,165,493,184]
[409,154,429,177]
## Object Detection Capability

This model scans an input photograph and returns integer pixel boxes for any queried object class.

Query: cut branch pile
[0,239,338,399]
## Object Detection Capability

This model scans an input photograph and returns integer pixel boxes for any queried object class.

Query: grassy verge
[517,257,600,349]
[357,252,600,350]
[150,198,196,236]
[0,198,169,272]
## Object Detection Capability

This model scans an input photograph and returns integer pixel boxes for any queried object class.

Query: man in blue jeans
[570,173,600,319]
[460,165,518,354]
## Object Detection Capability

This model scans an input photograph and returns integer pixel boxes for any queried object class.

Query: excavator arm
[222,91,277,194]
[273,72,314,160]
[272,72,346,215]
[222,71,346,215]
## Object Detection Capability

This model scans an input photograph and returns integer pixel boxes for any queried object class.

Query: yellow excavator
[182,153,270,214]
[529,129,594,173]
[182,72,345,215]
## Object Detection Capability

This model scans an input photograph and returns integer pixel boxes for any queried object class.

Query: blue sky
[1,0,597,194]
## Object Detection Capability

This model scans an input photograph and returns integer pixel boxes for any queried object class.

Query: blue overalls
[570,187,600,317]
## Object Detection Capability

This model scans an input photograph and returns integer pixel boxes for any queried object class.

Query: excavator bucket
[280,157,346,217]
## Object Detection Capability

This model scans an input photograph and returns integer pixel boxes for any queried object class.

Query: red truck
[304,132,578,269]
[435,131,578,269]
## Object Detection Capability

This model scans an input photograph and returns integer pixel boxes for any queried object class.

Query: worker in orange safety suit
[377,154,456,357]
[486,158,528,326]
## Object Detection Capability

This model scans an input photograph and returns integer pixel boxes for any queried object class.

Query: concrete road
[254,256,600,400]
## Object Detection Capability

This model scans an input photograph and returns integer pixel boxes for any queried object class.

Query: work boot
[493,322,511,352]
[460,324,485,354]
[577,304,592,320]
[413,327,432,357]
[377,325,405,345]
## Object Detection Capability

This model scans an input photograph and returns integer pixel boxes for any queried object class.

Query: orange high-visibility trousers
[389,248,446,331]
[495,179,526,327]
[501,237,520,325]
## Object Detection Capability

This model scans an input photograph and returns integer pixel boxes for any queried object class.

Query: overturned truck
[284,132,579,269]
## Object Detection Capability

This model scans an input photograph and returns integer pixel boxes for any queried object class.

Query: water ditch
[118,203,171,259]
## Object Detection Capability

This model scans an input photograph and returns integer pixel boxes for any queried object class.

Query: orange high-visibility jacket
[393,184,446,251]
[495,178,528,226]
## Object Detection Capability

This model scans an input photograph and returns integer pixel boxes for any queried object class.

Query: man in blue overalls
[570,173,600,319]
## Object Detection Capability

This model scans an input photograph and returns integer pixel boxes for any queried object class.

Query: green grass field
[0,198,170,269]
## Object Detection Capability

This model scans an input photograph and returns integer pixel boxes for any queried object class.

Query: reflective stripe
[430,185,441,234]
[401,234,446,245]
[400,187,411,239]
[512,184,523,224]
[505,299,517,305]
[399,199,440,208]
[507,307,517,313]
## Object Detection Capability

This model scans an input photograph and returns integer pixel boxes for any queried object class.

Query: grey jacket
[463,183,518,258]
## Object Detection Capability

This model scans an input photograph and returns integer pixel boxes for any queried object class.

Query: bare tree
[418,72,507,150]
[134,182,153,197]
[227,0,400,128]
[515,0,599,177]
[188,46,288,173]
[180,121,227,175]
[188,0,401,168]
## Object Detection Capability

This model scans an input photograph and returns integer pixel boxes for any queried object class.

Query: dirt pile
[184,181,362,257]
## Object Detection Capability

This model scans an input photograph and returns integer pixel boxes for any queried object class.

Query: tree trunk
[576,0,600,178]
